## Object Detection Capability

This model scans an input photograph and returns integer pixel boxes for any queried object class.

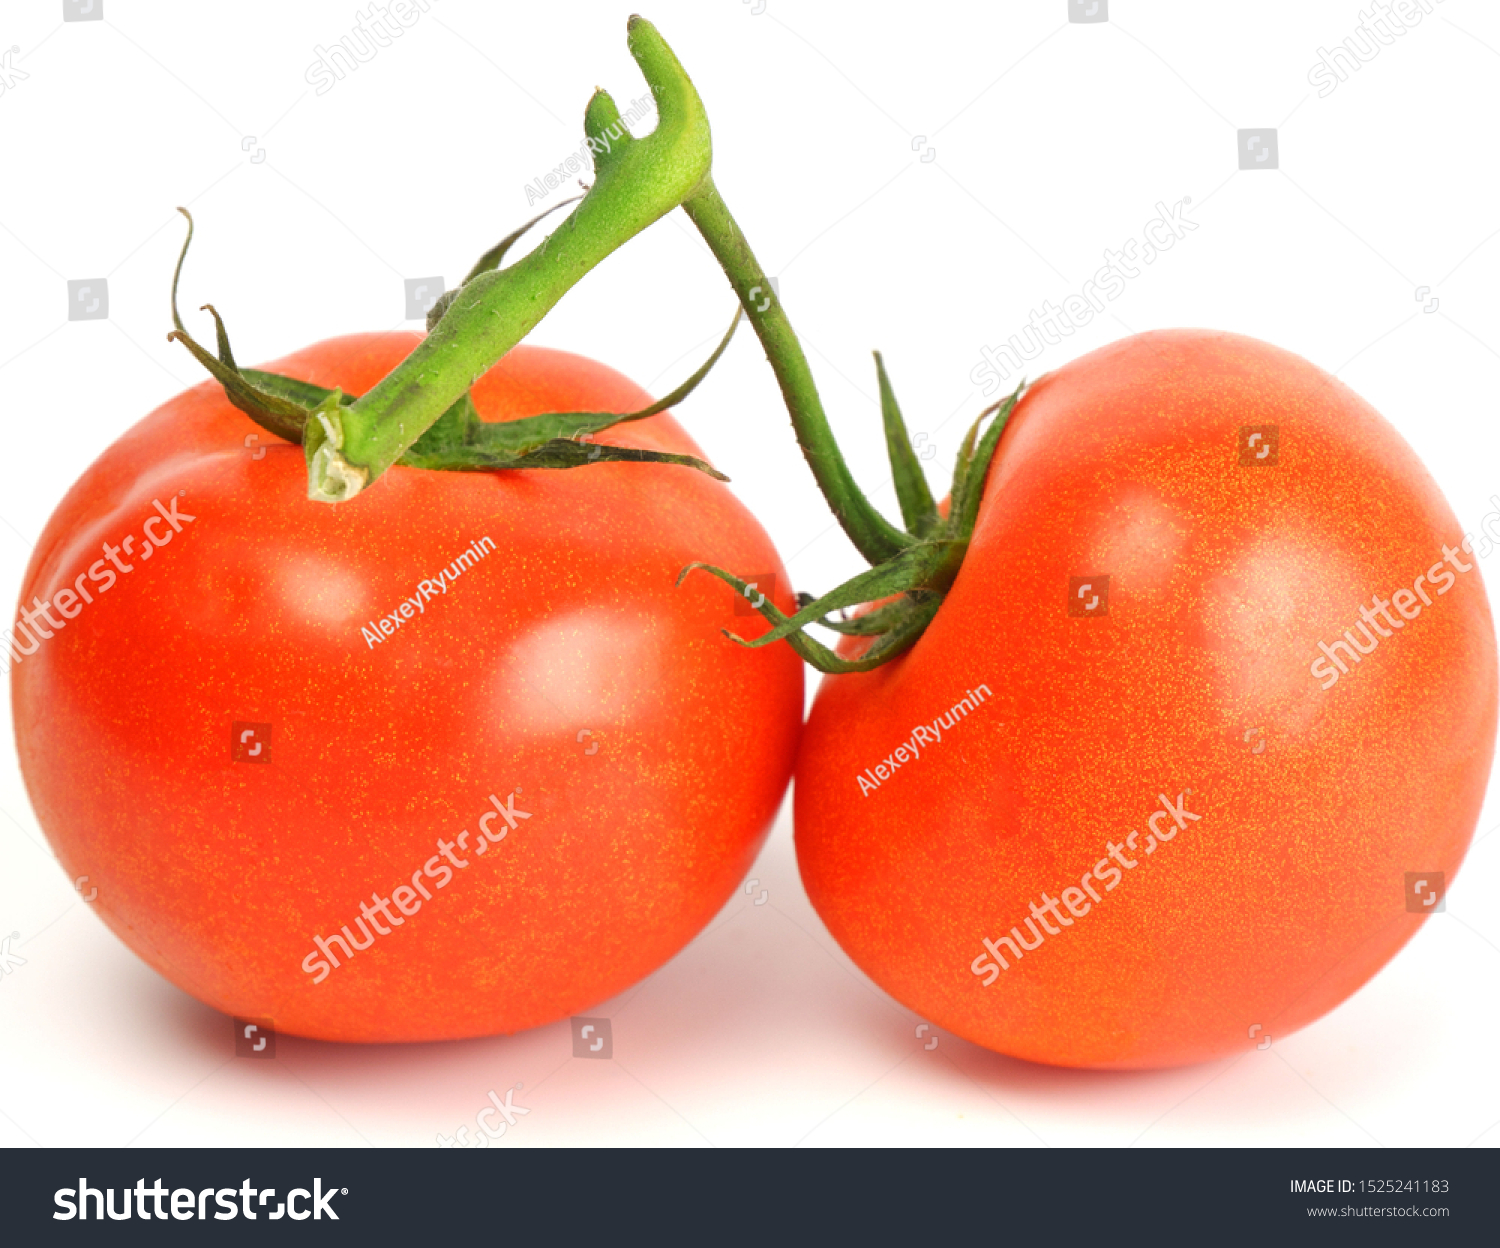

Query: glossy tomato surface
[795,329,1496,1069]
[11,333,802,1043]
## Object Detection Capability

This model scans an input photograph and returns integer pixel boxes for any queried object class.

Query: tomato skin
[11,333,802,1043]
[794,329,1497,1069]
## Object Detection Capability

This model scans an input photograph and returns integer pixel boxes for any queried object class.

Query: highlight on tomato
[8,20,803,1044]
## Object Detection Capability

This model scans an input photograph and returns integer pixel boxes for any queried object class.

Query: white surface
[2,0,1499,1147]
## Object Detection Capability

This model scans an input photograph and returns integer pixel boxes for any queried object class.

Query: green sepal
[413,392,479,450]
[806,592,935,636]
[459,306,739,459]
[874,351,939,538]
[679,540,958,650]
[167,202,736,481]
[239,370,354,413]
[167,218,310,444]
[676,559,941,673]
[775,600,936,673]
[407,439,727,479]
[678,379,1026,673]
[949,384,1023,541]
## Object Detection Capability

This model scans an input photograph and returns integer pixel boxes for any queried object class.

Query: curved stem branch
[680,177,912,566]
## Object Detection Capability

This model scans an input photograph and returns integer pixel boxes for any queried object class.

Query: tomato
[793,329,1496,1069]
[10,332,802,1043]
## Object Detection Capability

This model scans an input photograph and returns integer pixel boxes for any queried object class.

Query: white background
[1,0,1499,1147]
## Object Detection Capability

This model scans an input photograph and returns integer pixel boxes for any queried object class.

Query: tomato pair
[12,14,1492,1068]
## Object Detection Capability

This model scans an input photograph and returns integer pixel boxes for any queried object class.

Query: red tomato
[10,333,802,1043]
[794,329,1496,1069]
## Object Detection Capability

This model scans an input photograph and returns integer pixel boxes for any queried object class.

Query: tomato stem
[680,180,913,567]
[307,17,715,503]
[676,170,1026,672]
[167,204,734,481]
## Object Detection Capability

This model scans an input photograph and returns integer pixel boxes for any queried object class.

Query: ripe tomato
[794,329,1496,1069]
[10,333,802,1043]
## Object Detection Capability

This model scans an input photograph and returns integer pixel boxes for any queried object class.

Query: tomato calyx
[680,382,1021,672]
[672,157,1026,671]
[166,207,739,483]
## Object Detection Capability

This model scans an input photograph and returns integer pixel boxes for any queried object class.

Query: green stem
[680,178,912,566]
[307,16,713,503]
